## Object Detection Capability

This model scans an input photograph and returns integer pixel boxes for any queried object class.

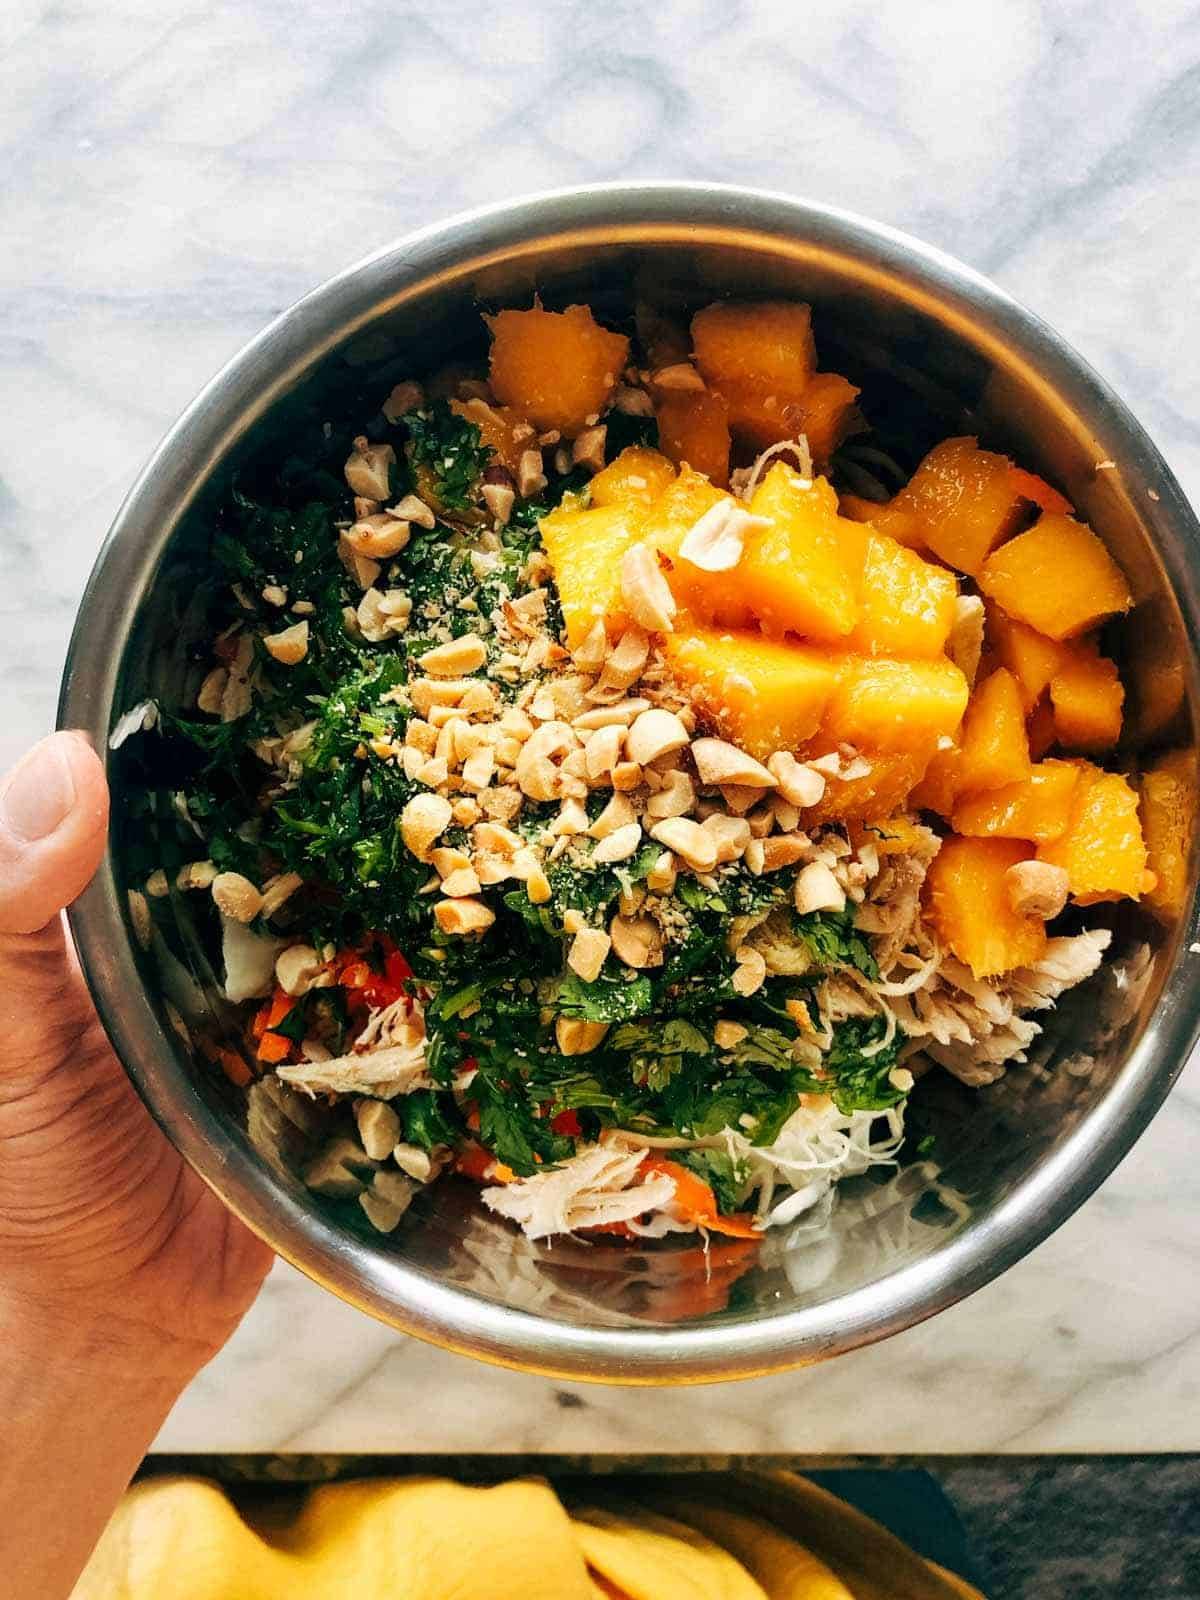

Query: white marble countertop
[5,0,1200,1452]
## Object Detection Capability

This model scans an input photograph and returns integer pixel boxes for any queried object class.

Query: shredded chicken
[277,1035,431,1099]
[900,931,1113,1086]
[482,1143,675,1241]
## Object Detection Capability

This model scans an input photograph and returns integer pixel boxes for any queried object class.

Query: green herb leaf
[822,1016,905,1113]
[678,1149,750,1215]
[404,402,490,512]
[794,908,880,981]
[558,967,655,1024]
[398,1090,461,1152]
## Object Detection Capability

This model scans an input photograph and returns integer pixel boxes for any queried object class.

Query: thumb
[0,732,109,936]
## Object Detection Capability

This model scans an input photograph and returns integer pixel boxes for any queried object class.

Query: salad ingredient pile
[124,292,1179,1250]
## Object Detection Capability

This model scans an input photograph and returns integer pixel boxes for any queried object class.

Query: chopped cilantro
[678,1148,750,1214]
[822,1016,905,1113]
[404,402,490,512]
[398,1090,461,1152]
[558,967,655,1024]
[608,1017,709,1090]
[794,908,880,981]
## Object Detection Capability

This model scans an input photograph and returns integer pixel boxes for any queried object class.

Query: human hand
[0,731,272,1384]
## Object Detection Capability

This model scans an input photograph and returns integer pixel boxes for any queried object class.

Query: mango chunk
[889,437,1026,574]
[741,464,859,643]
[788,371,861,465]
[841,523,959,658]
[1139,749,1197,922]
[589,446,677,508]
[978,513,1133,640]
[691,300,816,403]
[1009,467,1074,517]
[447,397,530,476]
[927,835,1048,979]
[717,372,860,459]
[538,501,644,647]
[839,492,925,550]
[987,605,1067,710]
[956,668,1031,795]
[689,300,856,457]
[1049,643,1124,752]
[654,389,731,487]
[644,467,747,627]
[802,745,935,827]
[952,760,1081,843]
[822,654,969,754]
[909,741,963,819]
[1038,765,1148,901]
[486,304,629,436]
[661,627,841,759]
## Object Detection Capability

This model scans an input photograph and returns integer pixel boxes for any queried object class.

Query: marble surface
[5,0,1200,1451]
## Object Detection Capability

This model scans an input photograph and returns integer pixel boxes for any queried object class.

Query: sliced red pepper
[551,1109,583,1137]
[335,934,413,1010]
[455,1143,493,1182]
[455,1143,514,1185]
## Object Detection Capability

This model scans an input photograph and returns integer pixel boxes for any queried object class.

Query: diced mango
[840,523,959,658]
[838,492,926,550]
[926,835,1048,979]
[1008,467,1074,517]
[1139,749,1197,922]
[822,654,969,754]
[486,304,629,436]
[655,390,731,487]
[689,300,849,455]
[909,742,963,819]
[717,373,860,458]
[661,627,842,759]
[691,300,817,402]
[889,437,1026,575]
[987,605,1067,711]
[741,464,859,642]
[448,397,529,476]
[952,760,1081,843]
[1049,643,1124,752]
[802,746,935,827]
[978,513,1133,640]
[956,668,1031,796]
[1038,765,1148,901]
[788,371,861,465]
[538,501,644,647]
[644,467,749,627]
[589,446,677,508]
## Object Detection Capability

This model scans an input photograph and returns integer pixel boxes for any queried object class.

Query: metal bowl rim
[59,181,1200,1382]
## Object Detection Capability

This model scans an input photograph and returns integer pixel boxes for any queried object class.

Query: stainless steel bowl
[60,183,1200,1382]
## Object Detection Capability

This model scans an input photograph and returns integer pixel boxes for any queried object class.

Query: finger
[0,732,109,936]
[0,733,111,1079]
